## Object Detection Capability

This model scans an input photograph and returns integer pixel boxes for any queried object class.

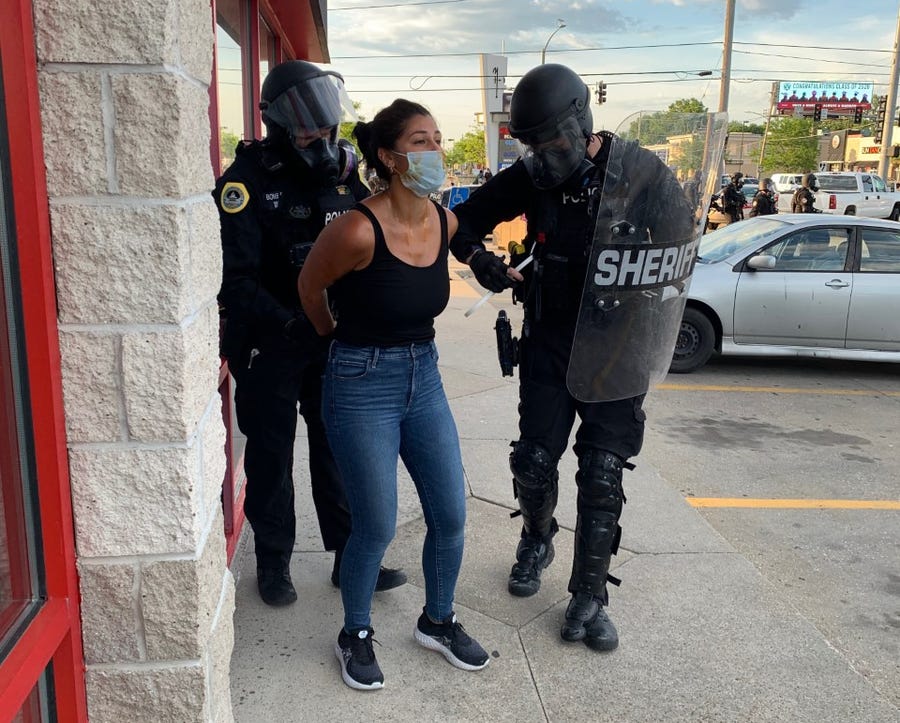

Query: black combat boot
[507,531,555,597]
[257,565,298,606]
[584,605,618,651]
[560,591,618,650]
[331,552,408,592]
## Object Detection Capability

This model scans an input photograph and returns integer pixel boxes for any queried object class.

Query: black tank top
[332,200,450,346]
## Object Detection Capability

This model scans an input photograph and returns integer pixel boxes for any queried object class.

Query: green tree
[623,98,709,145]
[668,98,707,115]
[338,102,366,157]
[445,126,486,168]
[758,117,818,174]
[219,128,241,169]
[728,121,765,135]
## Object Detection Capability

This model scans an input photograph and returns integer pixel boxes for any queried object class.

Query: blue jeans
[322,340,467,631]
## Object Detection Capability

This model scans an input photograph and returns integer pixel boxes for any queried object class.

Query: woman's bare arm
[298,210,374,336]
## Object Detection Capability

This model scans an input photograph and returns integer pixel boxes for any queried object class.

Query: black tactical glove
[469,249,515,293]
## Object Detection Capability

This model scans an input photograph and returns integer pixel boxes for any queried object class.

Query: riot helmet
[760,177,772,191]
[802,173,819,191]
[260,60,355,181]
[508,64,593,189]
[730,172,744,188]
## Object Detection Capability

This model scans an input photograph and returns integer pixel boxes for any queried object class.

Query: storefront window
[10,666,53,722]
[259,17,276,89]
[216,0,248,173]
[0,66,43,660]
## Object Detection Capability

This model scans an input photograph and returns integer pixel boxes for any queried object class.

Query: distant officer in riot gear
[721,172,745,223]
[792,173,820,213]
[215,59,406,607]
[451,63,690,652]
[749,178,778,217]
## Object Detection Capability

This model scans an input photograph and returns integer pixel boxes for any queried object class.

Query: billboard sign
[777,81,873,114]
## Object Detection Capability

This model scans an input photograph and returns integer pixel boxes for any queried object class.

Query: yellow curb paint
[656,383,900,397]
[686,498,900,510]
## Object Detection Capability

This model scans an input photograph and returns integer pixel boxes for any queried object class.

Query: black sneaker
[334,627,384,690]
[414,609,489,671]
[508,534,554,597]
[256,566,297,607]
[330,561,408,592]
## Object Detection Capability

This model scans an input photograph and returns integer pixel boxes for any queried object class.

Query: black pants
[232,343,351,569]
[516,317,645,596]
[517,319,646,463]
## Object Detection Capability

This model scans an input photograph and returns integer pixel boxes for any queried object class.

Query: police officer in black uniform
[749,177,778,217]
[791,173,819,213]
[451,63,690,652]
[215,60,406,606]
[721,172,746,223]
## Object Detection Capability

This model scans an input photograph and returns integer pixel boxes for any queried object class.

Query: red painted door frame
[0,0,88,719]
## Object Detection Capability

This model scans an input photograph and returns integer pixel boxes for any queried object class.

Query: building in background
[0,1,328,720]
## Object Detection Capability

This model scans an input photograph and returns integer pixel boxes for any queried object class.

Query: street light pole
[541,19,566,64]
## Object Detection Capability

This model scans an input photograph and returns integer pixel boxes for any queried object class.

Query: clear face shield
[262,72,357,176]
[513,115,588,190]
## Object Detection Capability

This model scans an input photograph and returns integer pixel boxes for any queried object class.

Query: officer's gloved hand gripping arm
[450,166,531,293]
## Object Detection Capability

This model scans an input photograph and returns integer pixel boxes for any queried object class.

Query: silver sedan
[671,214,900,373]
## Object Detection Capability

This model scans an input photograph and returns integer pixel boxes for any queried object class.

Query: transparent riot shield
[566,112,728,402]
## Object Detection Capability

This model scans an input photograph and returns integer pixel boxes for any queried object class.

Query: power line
[733,41,891,54]
[331,0,468,9]
[734,49,890,69]
[332,41,723,60]
[332,40,891,61]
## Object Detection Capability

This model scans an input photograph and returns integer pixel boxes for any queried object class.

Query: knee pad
[575,449,625,517]
[509,441,558,492]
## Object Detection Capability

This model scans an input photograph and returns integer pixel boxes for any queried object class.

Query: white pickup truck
[813,172,900,220]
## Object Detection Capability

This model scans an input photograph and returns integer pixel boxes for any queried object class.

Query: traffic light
[875,103,886,144]
[596,81,607,105]
[813,104,822,122]
[853,106,863,124]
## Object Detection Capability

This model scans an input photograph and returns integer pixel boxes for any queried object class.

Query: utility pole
[757,83,778,176]
[719,0,736,113]
[717,0,736,180]
[878,5,900,181]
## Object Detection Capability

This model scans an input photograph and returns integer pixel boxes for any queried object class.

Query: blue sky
[326,0,897,142]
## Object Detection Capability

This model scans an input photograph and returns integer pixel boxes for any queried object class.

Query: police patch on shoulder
[220,182,249,213]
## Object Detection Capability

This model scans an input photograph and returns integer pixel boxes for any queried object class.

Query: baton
[464,254,533,318]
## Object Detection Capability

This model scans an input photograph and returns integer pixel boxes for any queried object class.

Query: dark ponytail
[352,99,432,182]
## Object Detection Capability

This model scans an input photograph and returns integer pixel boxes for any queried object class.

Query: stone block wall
[32,0,234,720]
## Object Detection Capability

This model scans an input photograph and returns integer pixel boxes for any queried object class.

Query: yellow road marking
[687,497,900,510]
[657,383,900,397]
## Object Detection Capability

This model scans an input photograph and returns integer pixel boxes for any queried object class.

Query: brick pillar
[33,1,234,720]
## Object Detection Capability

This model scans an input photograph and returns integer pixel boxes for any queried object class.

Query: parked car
[814,172,900,220]
[771,173,803,194]
[672,214,900,372]
[771,173,803,212]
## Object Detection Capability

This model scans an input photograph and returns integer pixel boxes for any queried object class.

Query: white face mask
[391,150,446,197]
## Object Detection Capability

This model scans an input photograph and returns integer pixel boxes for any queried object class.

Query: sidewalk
[228,265,896,722]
